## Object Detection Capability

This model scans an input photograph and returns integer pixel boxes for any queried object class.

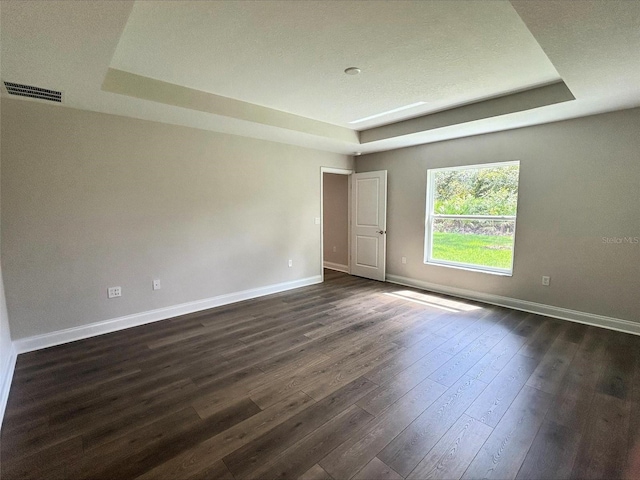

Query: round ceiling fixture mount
[344,67,361,75]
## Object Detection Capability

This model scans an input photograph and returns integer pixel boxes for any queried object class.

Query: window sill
[424,260,513,277]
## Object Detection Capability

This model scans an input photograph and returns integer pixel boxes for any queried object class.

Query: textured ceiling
[110,0,560,129]
[511,0,640,103]
[1,1,639,155]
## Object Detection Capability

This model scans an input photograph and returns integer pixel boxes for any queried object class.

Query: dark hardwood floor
[2,270,639,479]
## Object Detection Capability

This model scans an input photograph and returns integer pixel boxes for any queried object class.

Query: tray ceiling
[1,1,639,154]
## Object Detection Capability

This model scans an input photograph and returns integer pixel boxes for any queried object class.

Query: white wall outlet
[314,217,320,225]
[401,256,407,264]
[107,286,122,298]
[153,279,161,290]
[288,259,293,267]
[542,276,550,286]
[333,246,337,252]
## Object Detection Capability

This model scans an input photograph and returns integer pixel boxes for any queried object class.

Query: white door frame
[320,167,354,282]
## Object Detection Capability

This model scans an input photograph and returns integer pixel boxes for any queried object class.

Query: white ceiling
[111,0,560,128]
[1,1,639,155]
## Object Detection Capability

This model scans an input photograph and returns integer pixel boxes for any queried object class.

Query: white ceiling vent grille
[3,81,62,103]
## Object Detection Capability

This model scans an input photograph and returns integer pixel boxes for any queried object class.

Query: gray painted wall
[1,98,352,339]
[0,90,13,413]
[323,173,349,267]
[357,108,640,323]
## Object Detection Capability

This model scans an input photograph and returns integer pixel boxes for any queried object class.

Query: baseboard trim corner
[0,344,18,432]
[323,261,349,274]
[386,274,640,336]
[13,275,322,354]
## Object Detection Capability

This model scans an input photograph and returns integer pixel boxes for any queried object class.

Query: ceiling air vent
[3,81,62,103]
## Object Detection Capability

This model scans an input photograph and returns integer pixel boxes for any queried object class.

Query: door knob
[377,230,386,234]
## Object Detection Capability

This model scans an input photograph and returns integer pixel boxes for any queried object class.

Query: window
[425,161,520,275]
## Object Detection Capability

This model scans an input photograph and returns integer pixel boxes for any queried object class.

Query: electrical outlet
[314,217,320,225]
[401,256,407,264]
[107,286,122,298]
[153,279,161,290]
[288,259,293,267]
[542,276,550,286]
[333,246,337,252]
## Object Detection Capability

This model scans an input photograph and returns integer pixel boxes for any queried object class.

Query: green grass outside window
[431,232,514,269]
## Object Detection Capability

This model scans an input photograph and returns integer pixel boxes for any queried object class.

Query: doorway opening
[320,167,352,282]
[320,167,388,283]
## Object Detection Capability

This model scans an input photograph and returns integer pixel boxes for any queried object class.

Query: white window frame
[424,161,520,276]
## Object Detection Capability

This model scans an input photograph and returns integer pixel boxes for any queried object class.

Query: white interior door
[350,171,387,281]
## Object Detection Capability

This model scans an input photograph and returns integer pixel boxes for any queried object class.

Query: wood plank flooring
[1,270,639,479]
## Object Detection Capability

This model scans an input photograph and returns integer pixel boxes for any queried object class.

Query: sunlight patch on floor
[386,290,482,313]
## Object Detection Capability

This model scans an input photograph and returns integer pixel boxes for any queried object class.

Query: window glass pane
[431,218,515,270]
[433,164,519,216]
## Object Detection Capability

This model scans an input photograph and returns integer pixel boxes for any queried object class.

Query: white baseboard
[386,274,640,336]
[13,275,322,354]
[0,343,17,431]
[323,261,349,274]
